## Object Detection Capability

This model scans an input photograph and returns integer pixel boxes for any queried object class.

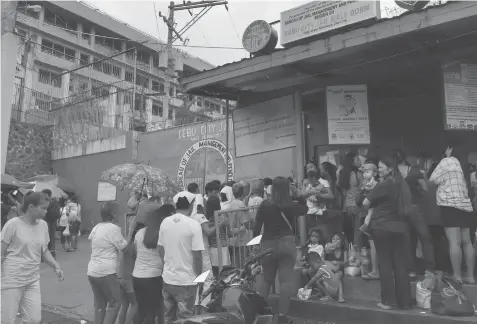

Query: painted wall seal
[176,139,235,190]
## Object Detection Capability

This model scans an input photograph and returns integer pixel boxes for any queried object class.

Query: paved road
[35,236,331,324]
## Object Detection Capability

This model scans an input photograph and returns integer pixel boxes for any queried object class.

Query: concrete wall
[137,116,296,190]
[5,119,53,180]
[52,133,134,232]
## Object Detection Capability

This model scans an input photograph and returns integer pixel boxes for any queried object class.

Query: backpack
[430,275,475,317]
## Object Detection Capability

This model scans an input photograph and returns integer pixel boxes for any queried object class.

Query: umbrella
[101,163,180,197]
[33,181,68,199]
[28,174,76,193]
[1,174,34,190]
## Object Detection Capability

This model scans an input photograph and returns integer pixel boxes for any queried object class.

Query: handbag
[431,275,474,316]
[62,223,71,237]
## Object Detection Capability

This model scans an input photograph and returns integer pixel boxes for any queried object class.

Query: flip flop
[319,296,332,302]
[463,277,476,285]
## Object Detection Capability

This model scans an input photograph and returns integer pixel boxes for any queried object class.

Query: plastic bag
[297,288,312,300]
[416,282,431,310]
[344,266,361,277]
[62,224,70,237]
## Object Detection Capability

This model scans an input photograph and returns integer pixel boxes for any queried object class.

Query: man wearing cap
[158,191,204,323]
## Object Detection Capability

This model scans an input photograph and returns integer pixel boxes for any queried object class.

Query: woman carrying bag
[253,177,308,324]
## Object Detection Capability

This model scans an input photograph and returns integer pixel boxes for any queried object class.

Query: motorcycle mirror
[247,235,262,246]
[193,270,211,283]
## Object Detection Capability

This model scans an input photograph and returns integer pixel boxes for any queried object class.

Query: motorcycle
[174,247,274,324]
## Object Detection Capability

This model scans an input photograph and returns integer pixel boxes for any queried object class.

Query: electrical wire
[152,0,164,43]
[226,10,242,44]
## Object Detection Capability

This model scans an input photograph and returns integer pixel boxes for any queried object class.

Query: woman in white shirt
[133,204,175,324]
[1,192,64,324]
[87,202,131,324]
[429,146,475,284]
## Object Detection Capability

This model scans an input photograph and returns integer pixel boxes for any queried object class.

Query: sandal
[463,277,476,285]
[319,296,332,302]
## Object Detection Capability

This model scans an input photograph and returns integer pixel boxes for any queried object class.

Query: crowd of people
[2,143,476,324]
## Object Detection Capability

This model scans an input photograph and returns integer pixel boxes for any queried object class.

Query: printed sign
[242,20,278,54]
[326,85,370,144]
[178,119,232,141]
[395,1,429,12]
[233,96,296,157]
[97,182,117,201]
[177,139,235,190]
[280,1,380,46]
[443,62,477,131]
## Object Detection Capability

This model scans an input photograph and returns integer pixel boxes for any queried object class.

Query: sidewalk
[39,236,94,323]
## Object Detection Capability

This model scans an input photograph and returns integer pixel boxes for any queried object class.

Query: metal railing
[213,206,301,273]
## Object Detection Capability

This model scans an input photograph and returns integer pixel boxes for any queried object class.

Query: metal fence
[213,206,301,273]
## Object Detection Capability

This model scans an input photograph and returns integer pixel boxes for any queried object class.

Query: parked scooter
[174,247,274,324]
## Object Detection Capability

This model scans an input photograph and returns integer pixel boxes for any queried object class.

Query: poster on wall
[233,96,296,157]
[326,85,370,145]
[97,182,116,201]
[443,62,477,131]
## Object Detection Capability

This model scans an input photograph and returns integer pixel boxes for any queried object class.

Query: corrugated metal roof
[192,1,453,74]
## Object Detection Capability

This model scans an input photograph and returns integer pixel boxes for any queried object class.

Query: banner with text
[233,96,296,157]
[443,62,477,130]
[280,1,380,46]
[326,85,370,144]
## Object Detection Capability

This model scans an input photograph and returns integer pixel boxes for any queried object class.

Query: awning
[181,1,477,100]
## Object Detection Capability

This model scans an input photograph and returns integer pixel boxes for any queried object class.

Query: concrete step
[278,266,477,307]
[268,296,477,324]
[343,276,477,306]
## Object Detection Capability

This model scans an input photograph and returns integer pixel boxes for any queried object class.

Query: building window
[41,39,54,54]
[125,70,134,83]
[91,80,108,97]
[17,2,39,19]
[44,7,77,32]
[93,58,102,71]
[169,86,174,97]
[82,25,91,40]
[65,48,75,62]
[38,69,61,88]
[137,51,150,65]
[32,90,58,111]
[92,57,121,78]
[80,53,89,65]
[197,97,202,107]
[152,80,160,92]
[112,65,121,78]
[124,91,132,104]
[153,54,159,68]
[136,74,149,88]
[42,39,76,62]
[95,32,122,52]
[152,101,163,117]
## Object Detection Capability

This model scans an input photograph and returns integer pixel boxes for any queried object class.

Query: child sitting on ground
[324,232,345,264]
[304,252,345,303]
[301,228,325,284]
[359,163,378,236]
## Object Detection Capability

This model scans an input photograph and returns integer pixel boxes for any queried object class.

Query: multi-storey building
[12,1,227,133]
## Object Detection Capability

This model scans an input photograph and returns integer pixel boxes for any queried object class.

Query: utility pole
[1,0,19,173]
[158,0,228,123]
